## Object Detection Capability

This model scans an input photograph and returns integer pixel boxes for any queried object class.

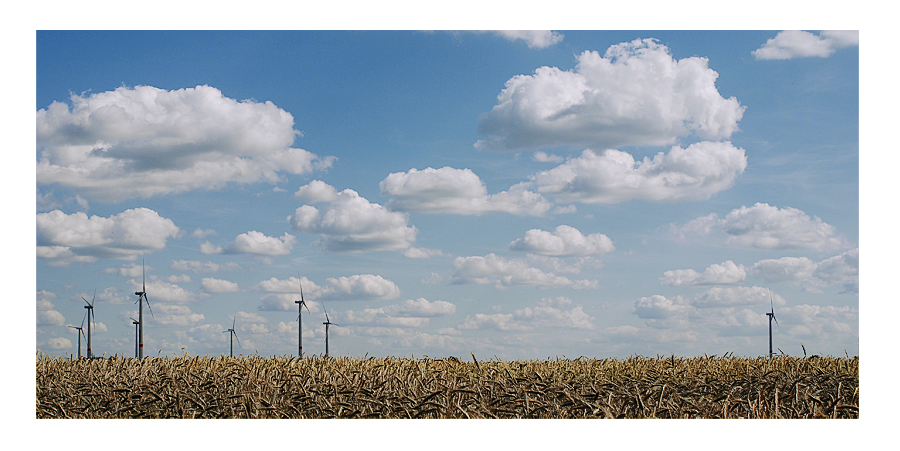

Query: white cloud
[513,304,593,329]
[533,151,563,163]
[192,228,217,239]
[403,247,447,259]
[380,167,552,216]
[131,278,196,303]
[752,30,859,60]
[45,337,72,350]
[227,231,296,256]
[256,274,400,304]
[289,187,417,252]
[383,298,457,317]
[293,180,338,203]
[36,85,334,202]
[493,30,564,48]
[670,203,851,252]
[168,274,192,283]
[692,286,784,309]
[36,208,180,265]
[660,260,747,286]
[37,290,65,326]
[749,257,818,282]
[201,277,240,293]
[200,242,224,254]
[100,262,146,278]
[532,142,747,204]
[451,253,597,289]
[509,225,614,257]
[458,313,530,331]
[475,38,745,151]
[813,248,859,294]
[150,304,205,326]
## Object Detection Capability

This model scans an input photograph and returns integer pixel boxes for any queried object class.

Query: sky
[33,29,861,361]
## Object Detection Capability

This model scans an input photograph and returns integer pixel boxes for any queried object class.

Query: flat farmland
[36,354,858,419]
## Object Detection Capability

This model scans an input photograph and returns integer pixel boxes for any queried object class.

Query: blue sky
[34,30,860,360]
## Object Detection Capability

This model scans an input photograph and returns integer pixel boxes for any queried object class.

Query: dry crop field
[36,353,858,419]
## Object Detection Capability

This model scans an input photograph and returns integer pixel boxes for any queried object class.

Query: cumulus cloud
[36,85,334,202]
[475,38,745,151]
[45,337,73,350]
[670,203,851,252]
[749,257,818,283]
[201,277,240,293]
[226,231,296,256]
[632,286,786,331]
[338,298,457,328]
[36,208,179,265]
[813,248,859,294]
[509,225,614,256]
[256,274,400,308]
[130,278,196,303]
[293,180,338,203]
[451,253,597,289]
[403,247,447,259]
[150,304,205,326]
[458,313,530,331]
[533,151,563,163]
[380,167,552,216]
[383,298,457,317]
[752,30,859,60]
[289,186,417,252]
[493,30,564,48]
[660,260,747,287]
[37,290,66,326]
[531,142,747,204]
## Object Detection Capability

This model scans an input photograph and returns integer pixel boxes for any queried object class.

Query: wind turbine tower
[133,260,153,359]
[223,317,241,358]
[767,290,778,358]
[294,274,310,358]
[68,313,86,359]
[321,302,339,357]
[131,317,140,358]
[82,291,95,359]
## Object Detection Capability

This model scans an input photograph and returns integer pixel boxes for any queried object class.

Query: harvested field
[36,353,858,419]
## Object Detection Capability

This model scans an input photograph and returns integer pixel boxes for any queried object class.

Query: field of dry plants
[36,353,858,419]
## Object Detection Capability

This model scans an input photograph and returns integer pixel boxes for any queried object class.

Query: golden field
[36,353,858,419]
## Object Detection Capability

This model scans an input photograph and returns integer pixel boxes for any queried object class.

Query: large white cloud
[752,30,859,60]
[749,257,818,282]
[451,253,597,289]
[227,231,296,256]
[475,38,745,151]
[660,261,747,287]
[509,225,614,256]
[531,141,747,203]
[36,85,334,202]
[380,167,552,216]
[36,208,180,265]
[201,277,240,294]
[37,290,66,326]
[289,186,417,252]
[337,298,457,328]
[670,203,851,252]
[256,274,400,310]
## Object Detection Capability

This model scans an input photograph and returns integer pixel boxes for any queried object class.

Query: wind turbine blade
[234,332,242,348]
[80,312,86,329]
[142,259,146,293]
[92,289,96,305]
[82,296,90,306]
[145,295,154,318]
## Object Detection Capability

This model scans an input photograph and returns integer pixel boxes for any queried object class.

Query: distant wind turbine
[767,289,778,358]
[133,259,153,359]
[67,313,87,359]
[321,301,339,357]
[82,290,96,359]
[294,273,310,358]
[130,317,140,359]
[224,316,241,358]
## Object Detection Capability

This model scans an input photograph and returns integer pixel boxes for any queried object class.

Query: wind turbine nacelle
[135,291,144,296]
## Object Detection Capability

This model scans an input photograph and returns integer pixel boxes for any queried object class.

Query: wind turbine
[67,313,87,359]
[321,301,339,357]
[133,259,153,359]
[294,273,310,358]
[130,317,140,358]
[223,316,241,358]
[82,290,95,359]
[766,289,778,359]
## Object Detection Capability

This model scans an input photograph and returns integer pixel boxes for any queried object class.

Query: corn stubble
[36,354,858,419]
